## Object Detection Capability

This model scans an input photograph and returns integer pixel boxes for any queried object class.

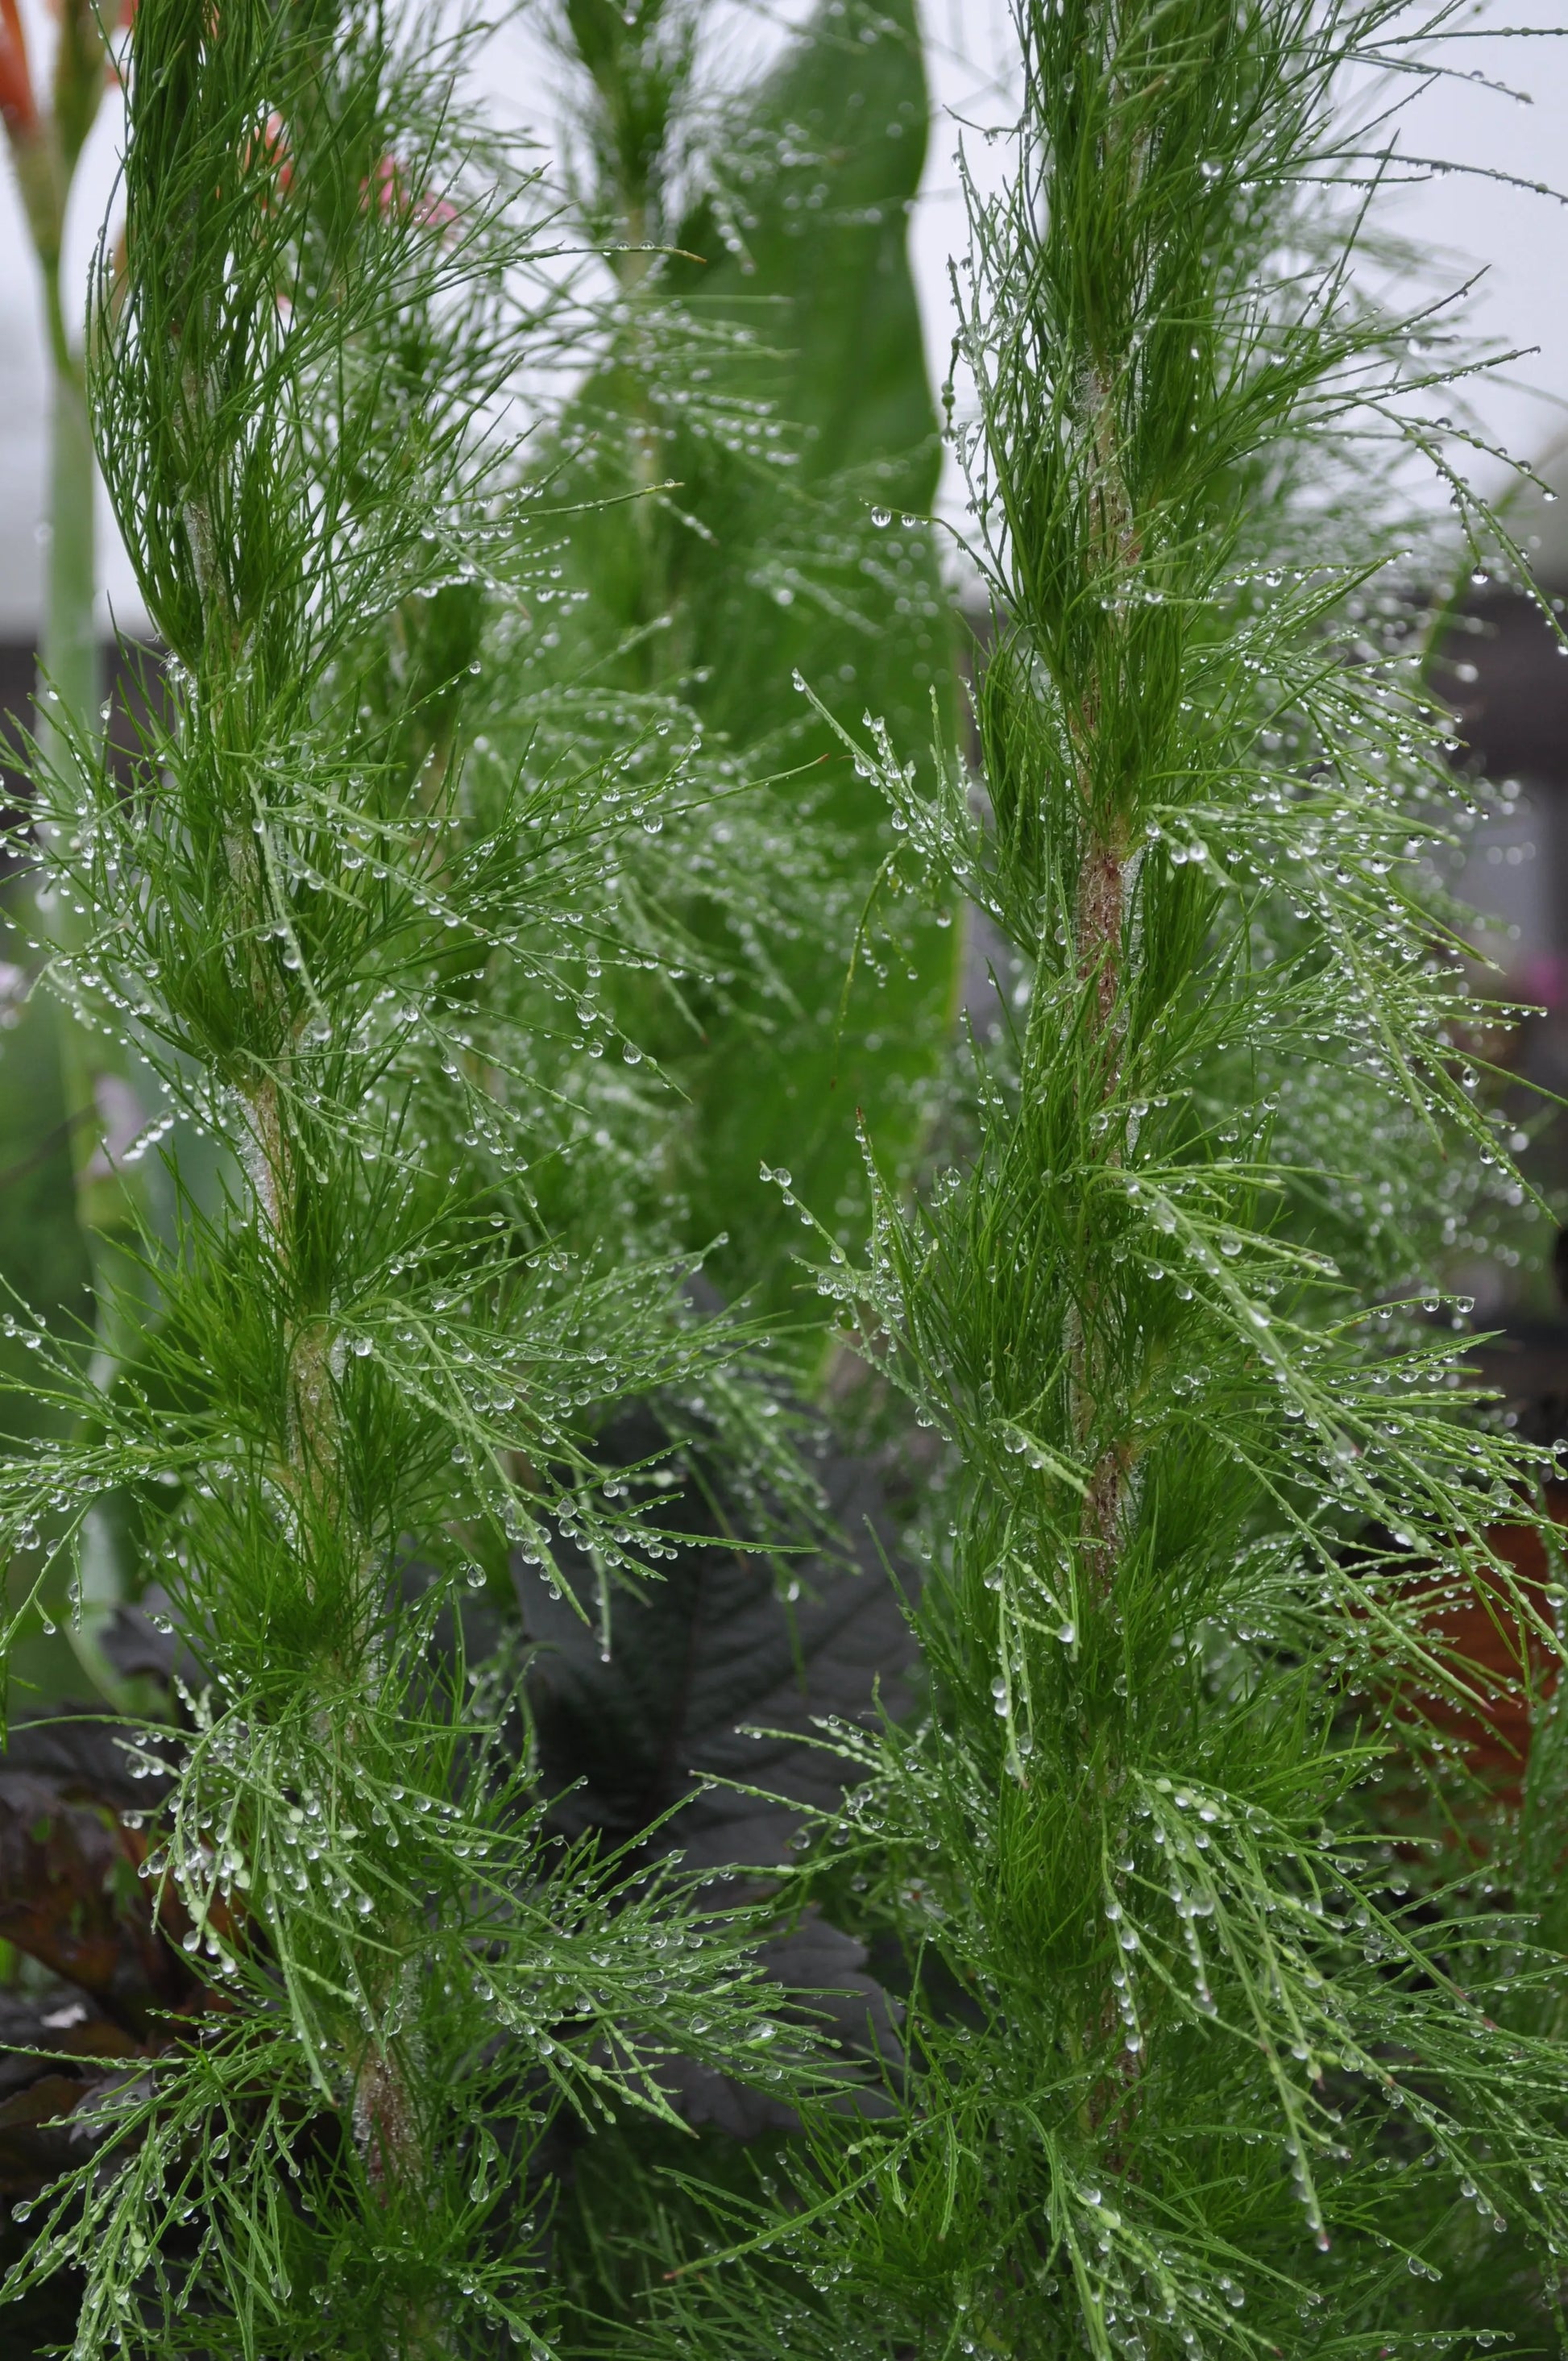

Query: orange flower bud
[0,0,37,139]
[240,107,294,205]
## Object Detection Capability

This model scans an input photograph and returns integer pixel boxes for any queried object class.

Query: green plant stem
[41,305,97,755]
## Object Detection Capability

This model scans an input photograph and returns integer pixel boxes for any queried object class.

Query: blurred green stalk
[2,0,151,1694]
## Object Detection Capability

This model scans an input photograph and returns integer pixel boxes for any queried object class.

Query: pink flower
[1520,952,1567,1011]
[363,151,458,230]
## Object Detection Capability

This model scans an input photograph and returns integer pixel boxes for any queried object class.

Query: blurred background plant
[0,0,167,1704]
[524,0,960,1322]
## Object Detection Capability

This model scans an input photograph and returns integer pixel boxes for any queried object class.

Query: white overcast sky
[0,0,1562,634]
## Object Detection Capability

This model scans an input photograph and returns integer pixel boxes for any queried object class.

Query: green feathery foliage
[3,2,1567,2355]
[613,2,1568,2355]
[0,5,844,2349]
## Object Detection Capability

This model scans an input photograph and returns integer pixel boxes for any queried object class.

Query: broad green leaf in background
[545,0,962,1324]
